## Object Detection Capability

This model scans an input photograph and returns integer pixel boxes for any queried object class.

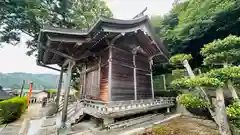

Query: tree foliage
[0,0,112,55]
[204,66,240,83]
[171,67,240,90]
[151,0,240,67]
[201,35,240,56]
[201,35,240,65]
[169,53,192,66]
[177,93,209,108]
[202,49,240,65]
[226,102,240,118]
[171,76,224,89]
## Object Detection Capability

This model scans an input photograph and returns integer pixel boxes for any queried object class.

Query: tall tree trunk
[182,60,217,123]
[215,89,232,135]
[223,63,239,100]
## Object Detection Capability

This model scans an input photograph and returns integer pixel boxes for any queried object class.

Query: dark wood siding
[111,63,134,101]
[136,70,152,99]
[101,48,109,65]
[112,47,133,66]
[135,53,150,71]
[100,65,109,102]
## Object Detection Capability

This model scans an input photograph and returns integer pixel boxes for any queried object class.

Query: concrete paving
[0,117,24,135]
[0,124,6,133]
[27,119,44,135]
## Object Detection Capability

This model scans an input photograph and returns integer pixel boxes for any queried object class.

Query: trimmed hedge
[0,96,28,124]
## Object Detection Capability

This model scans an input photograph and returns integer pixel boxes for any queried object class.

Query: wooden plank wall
[81,38,153,102]
[111,47,134,101]
[83,48,110,102]
[136,70,152,99]
[100,48,109,102]
[100,64,109,102]
[110,41,152,101]
[135,53,152,99]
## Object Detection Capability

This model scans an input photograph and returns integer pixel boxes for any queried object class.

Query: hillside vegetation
[0,72,59,89]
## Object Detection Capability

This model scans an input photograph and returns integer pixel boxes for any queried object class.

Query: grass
[138,117,220,135]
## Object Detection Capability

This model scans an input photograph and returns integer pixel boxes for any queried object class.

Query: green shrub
[177,94,209,108]
[226,101,240,118]
[0,96,28,124]
[171,77,224,89]
[169,54,192,66]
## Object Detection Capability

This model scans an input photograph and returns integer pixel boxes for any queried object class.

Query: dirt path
[0,104,42,135]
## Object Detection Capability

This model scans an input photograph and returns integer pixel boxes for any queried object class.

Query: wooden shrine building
[37,15,175,127]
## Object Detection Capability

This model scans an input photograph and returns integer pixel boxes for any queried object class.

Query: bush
[177,94,209,108]
[226,101,240,118]
[169,54,192,66]
[0,96,28,124]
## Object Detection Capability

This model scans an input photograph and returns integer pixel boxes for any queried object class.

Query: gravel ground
[138,116,220,135]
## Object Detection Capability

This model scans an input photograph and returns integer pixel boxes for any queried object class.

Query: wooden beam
[112,46,130,53]
[107,34,124,102]
[37,61,61,71]
[83,64,87,99]
[40,44,75,61]
[61,60,75,128]
[149,59,154,99]
[133,53,137,100]
[108,46,113,102]
[78,62,109,74]
[55,67,64,113]
[98,56,101,95]
[149,52,163,60]
[75,51,100,60]
[47,35,87,44]
[111,60,150,73]
[76,67,84,99]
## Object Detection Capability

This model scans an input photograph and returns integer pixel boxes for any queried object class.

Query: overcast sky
[0,0,174,74]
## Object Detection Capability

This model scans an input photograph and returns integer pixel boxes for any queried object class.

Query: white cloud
[0,0,173,74]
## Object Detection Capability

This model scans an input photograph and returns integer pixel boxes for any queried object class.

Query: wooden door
[85,69,99,99]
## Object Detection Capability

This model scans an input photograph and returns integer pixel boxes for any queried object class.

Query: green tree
[170,46,240,135]
[151,0,240,67]
[201,35,240,100]
[0,0,112,55]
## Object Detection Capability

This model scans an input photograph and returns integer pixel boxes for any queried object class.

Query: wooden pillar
[83,64,87,99]
[133,53,137,100]
[55,67,64,113]
[61,60,75,128]
[98,56,101,95]
[108,46,113,102]
[150,59,154,99]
